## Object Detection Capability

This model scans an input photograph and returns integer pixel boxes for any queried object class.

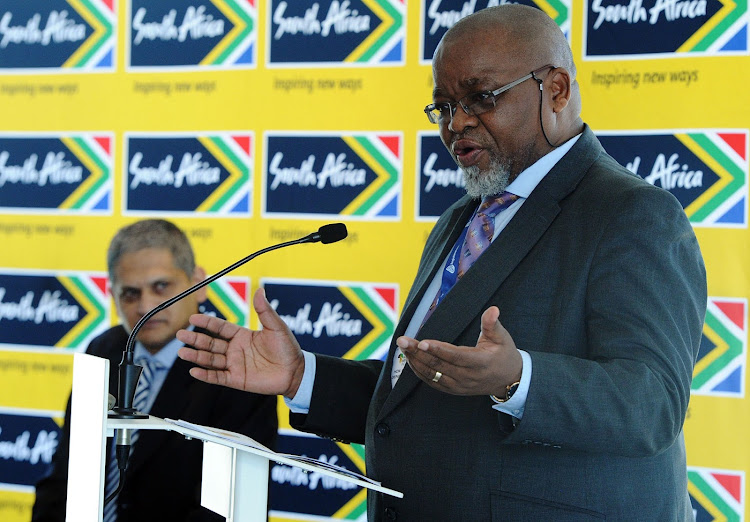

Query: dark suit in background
[291,127,707,520]
[32,325,278,522]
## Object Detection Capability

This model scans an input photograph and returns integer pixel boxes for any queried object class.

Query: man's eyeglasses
[424,64,556,125]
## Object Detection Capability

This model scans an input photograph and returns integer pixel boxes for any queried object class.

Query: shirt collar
[505,133,582,199]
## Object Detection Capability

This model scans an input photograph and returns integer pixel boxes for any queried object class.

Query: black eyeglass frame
[424,64,557,125]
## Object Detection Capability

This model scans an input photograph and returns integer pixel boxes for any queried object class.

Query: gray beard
[461,156,511,199]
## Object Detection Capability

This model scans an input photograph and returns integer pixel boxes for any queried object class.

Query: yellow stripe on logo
[63,0,106,68]
[676,133,733,219]
[677,0,736,52]
[56,276,98,348]
[201,0,246,65]
[333,443,368,517]
[339,136,390,216]
[205,286,241,325]
[687,478,728,520]
[333,488,368,519]
[195,136,243,212]
[58,137,104,210]
[346,0,393,63]
[534,0,562,24]
[338,286,386,361]
[693,322,729,376]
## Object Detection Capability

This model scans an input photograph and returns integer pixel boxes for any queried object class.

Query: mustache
[450,132,489,152]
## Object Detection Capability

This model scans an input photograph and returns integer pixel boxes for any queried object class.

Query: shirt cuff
[283,350,316,414]
[491,350,532,420]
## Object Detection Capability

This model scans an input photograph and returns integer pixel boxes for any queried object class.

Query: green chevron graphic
[346,0,404,63]
[681,0,748,53]
[66,0,114,69]
[56,274,109,349]
[341,135,400,217]
[204,0,255,65]
[688,468,743,521]
[195,135,252,214]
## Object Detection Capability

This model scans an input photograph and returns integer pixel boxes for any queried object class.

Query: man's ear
[193,266,208,303]
[549,68,572,113]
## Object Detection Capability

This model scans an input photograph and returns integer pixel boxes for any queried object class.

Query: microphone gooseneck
[104,223,348,509]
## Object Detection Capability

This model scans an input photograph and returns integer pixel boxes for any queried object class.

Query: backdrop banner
[0,1,747,520]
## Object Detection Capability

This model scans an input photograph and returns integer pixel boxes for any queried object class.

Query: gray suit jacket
[291,126,707,521]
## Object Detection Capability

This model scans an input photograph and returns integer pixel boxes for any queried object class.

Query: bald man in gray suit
[177,6,707,521]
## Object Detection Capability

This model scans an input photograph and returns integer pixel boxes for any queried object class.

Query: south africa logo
[688,466,745,521]
[692,297,746,397]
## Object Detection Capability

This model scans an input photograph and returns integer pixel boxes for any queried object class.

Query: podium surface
[67,352,402,521]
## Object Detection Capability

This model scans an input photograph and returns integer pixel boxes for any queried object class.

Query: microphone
[109,223,348,418]
[104,223,347,507]
[307,222,347,244]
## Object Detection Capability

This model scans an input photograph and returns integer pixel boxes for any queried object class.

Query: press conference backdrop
[0,1,747,520]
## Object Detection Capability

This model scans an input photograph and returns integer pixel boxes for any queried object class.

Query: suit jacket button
[376,423,390,437]
[384,507,397,520]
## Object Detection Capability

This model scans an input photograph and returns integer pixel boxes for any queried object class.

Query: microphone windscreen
[318,223,348,244]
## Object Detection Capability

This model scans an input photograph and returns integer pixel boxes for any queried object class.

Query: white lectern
[66,353,402,522]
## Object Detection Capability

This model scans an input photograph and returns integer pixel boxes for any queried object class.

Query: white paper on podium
[164,418,403,498]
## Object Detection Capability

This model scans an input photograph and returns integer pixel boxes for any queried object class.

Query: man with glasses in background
[32,219,277,522]
[177,5,706,520]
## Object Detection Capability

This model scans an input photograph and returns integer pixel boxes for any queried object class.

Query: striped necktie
[103,358,163,522]
[391,192,519,387]
[421,191,519,327]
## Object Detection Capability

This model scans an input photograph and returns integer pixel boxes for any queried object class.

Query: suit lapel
[375,126,603,420]
[399,198,476,326]
[374,199,476,418]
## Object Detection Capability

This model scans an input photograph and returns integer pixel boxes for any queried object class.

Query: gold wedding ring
[432,370,442,383]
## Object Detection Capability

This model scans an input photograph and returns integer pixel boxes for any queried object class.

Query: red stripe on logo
[718,132,747,161]
[714,300,745,331]
[712,472,742,503]
[378,136,400,158]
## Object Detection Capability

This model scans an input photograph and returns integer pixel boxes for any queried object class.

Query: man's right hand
[177,287,305,399]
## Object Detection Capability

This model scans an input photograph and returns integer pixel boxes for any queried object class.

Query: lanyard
[431,209,476,311]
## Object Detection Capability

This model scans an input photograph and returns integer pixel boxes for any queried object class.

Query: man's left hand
[396,306,523,396]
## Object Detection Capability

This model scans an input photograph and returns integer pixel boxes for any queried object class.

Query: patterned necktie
[421,191,519,326]
[103,358,164,522]
[392,192,519,387]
